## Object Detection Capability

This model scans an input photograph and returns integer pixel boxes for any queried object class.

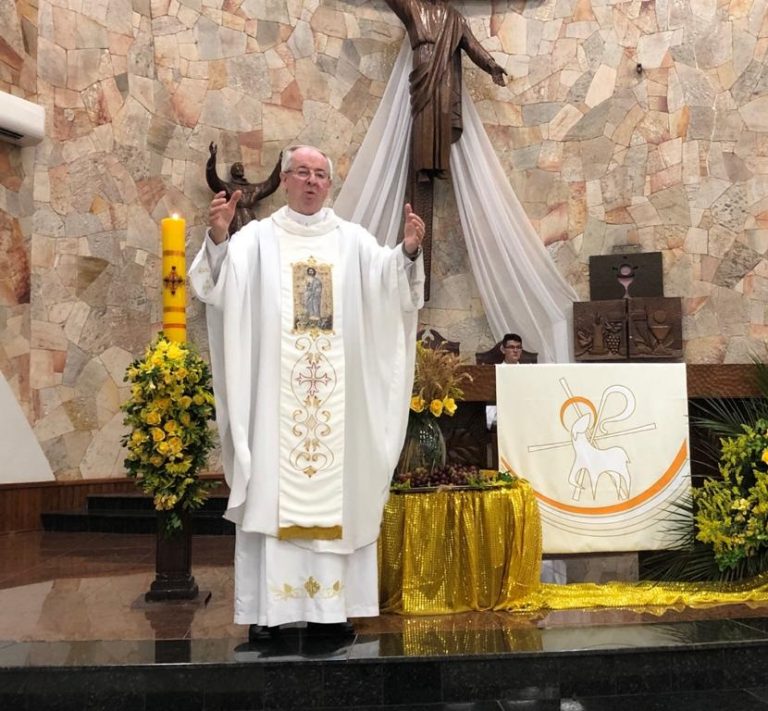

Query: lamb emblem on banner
[532,380,657,503]
[497,363,690,553]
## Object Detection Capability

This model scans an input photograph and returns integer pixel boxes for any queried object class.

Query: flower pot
[398,412,446,475]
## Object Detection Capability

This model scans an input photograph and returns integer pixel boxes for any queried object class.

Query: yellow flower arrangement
[694,419,768,572]
[121,334,217,535]
[410,341,471,418]
[397,341,472,477]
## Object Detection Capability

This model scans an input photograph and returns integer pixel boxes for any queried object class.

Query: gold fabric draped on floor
[379,484,543,614]
[379,484,768,615]
[519,574,768,614]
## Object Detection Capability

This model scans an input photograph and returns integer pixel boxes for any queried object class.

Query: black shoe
[305,621,355,637]
[248,624,281,643]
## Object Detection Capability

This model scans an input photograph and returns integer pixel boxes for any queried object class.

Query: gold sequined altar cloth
[378,484,768,616]
[378,484,543,614]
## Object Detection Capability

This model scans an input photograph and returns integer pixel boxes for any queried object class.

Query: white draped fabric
[334,43,412,249]
[334,41,577,362]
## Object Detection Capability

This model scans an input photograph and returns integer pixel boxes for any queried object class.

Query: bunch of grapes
[392,463,481,489]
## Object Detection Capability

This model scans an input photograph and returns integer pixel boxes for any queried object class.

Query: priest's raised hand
[208,189,241,245]
[402,202,425,258]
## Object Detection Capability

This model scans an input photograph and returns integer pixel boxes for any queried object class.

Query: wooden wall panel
[0,474,227,534]
[460,363,762,401]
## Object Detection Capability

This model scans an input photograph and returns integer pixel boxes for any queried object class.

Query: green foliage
[694,419,768,572]
[648,360,768,582]
[121,334,218,536]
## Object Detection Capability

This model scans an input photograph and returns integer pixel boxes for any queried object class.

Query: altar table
[378,483,542,614]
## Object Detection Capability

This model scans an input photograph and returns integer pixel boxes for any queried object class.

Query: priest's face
[282,147,332,215]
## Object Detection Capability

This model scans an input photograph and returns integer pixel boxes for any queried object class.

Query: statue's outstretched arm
[459,23,507,85]
[205,143,226,194]
[237,154,284,208]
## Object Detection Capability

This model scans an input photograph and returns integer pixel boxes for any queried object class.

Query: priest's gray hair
[281,145,334,180]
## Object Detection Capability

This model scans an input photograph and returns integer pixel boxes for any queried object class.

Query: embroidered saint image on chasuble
[294,259,333,332]
[278,235,346,541]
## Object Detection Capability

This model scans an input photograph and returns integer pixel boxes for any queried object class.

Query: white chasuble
[276,219,345,540]
[189,205,424,626]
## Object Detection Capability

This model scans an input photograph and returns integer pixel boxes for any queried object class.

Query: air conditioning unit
[0,90,45,146]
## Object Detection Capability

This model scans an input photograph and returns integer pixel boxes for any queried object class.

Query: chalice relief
[526,380,658,503]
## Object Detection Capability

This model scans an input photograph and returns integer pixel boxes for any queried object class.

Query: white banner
[497,363,690,553]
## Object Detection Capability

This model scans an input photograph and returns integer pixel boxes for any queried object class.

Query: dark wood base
[145,573,200,602]
[146,509,200,601]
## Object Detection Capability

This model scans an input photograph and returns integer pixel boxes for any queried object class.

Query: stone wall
[3,0,768,478]
[0,0,38,421]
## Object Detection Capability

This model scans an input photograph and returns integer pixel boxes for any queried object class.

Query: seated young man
[486,333,525,429]
[500,333,524,364]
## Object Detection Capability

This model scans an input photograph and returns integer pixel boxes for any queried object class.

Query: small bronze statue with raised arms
[205,143,282,235]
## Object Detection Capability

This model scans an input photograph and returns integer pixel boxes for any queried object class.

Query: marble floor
[3,530,768,710]
[2,529,768,643]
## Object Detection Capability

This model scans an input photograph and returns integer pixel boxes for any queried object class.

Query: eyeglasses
[285,167,330,182]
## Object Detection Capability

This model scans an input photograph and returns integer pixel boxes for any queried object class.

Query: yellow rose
[179,396,193,409]
[167,437,183,455]
[429,399,444,417]
[193,394,205,406]
[410,395,426,413]
[762,448,768,465]
[164,420,178,434]
[145,410,161,425]
[443,397,457,416]
[167,343,184,361]
[180,412,191,427]
[156,441,170,455]
[151,427,166,442]
[150,455,163,467]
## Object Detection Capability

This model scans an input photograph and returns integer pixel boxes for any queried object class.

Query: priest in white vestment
[189,145,425,640]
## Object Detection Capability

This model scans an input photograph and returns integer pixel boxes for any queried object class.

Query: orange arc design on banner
[559,396,596,428]
[502,440,688,516]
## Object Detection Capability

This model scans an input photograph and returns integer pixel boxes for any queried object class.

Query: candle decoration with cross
[161,214,186,342]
